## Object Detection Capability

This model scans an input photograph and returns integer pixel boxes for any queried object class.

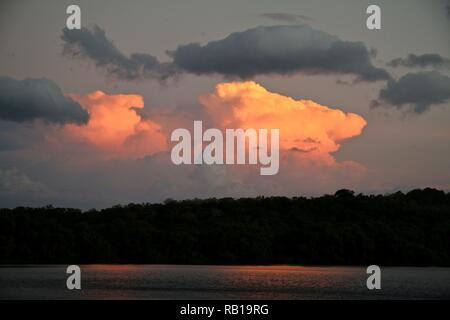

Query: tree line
[1,188,449,266]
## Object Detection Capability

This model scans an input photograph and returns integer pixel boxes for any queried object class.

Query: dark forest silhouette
[1,188,449,265]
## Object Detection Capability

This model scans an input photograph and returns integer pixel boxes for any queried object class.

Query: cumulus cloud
[0,81,369,207]
[372,71,450,113]
[61,26,177,81]
[387,53,450,69]
[62,25,389,82]
[171,25,390,81]
[140,82,368,201]
[200,81,367,165]
[0,77,88,124]
[66,91,167,158]
[63,82,366,167]
[143,82,367,200]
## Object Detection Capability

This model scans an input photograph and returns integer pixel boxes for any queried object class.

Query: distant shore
[1,188,449,266]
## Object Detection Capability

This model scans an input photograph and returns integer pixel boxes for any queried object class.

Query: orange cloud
[5,83,369,205]
[66,91,167,158]
[199,81,367,165]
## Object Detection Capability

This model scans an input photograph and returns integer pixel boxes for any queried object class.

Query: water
[1,265,449,299]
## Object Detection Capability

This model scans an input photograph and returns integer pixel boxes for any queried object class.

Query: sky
[0,0,449,208]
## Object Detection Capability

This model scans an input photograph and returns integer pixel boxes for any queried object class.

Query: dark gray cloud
[61,26,177,81]
[387,53,450,69]
[62,25,390,82]
[372,71,450,113]
[170,25,391,81]
[0,77,88,124]
[260,13,312,22]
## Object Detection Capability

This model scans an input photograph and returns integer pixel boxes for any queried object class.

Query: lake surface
[1,265,449,299]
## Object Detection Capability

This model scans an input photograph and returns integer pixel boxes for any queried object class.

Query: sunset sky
[0,0,449,208]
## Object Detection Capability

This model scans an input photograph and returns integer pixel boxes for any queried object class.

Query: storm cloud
[61,26,177,81]
[372,72,450,113]
[170,25,390,81]
[0,77,89,124]
[387,53,450,69]
[62,25,390,82]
